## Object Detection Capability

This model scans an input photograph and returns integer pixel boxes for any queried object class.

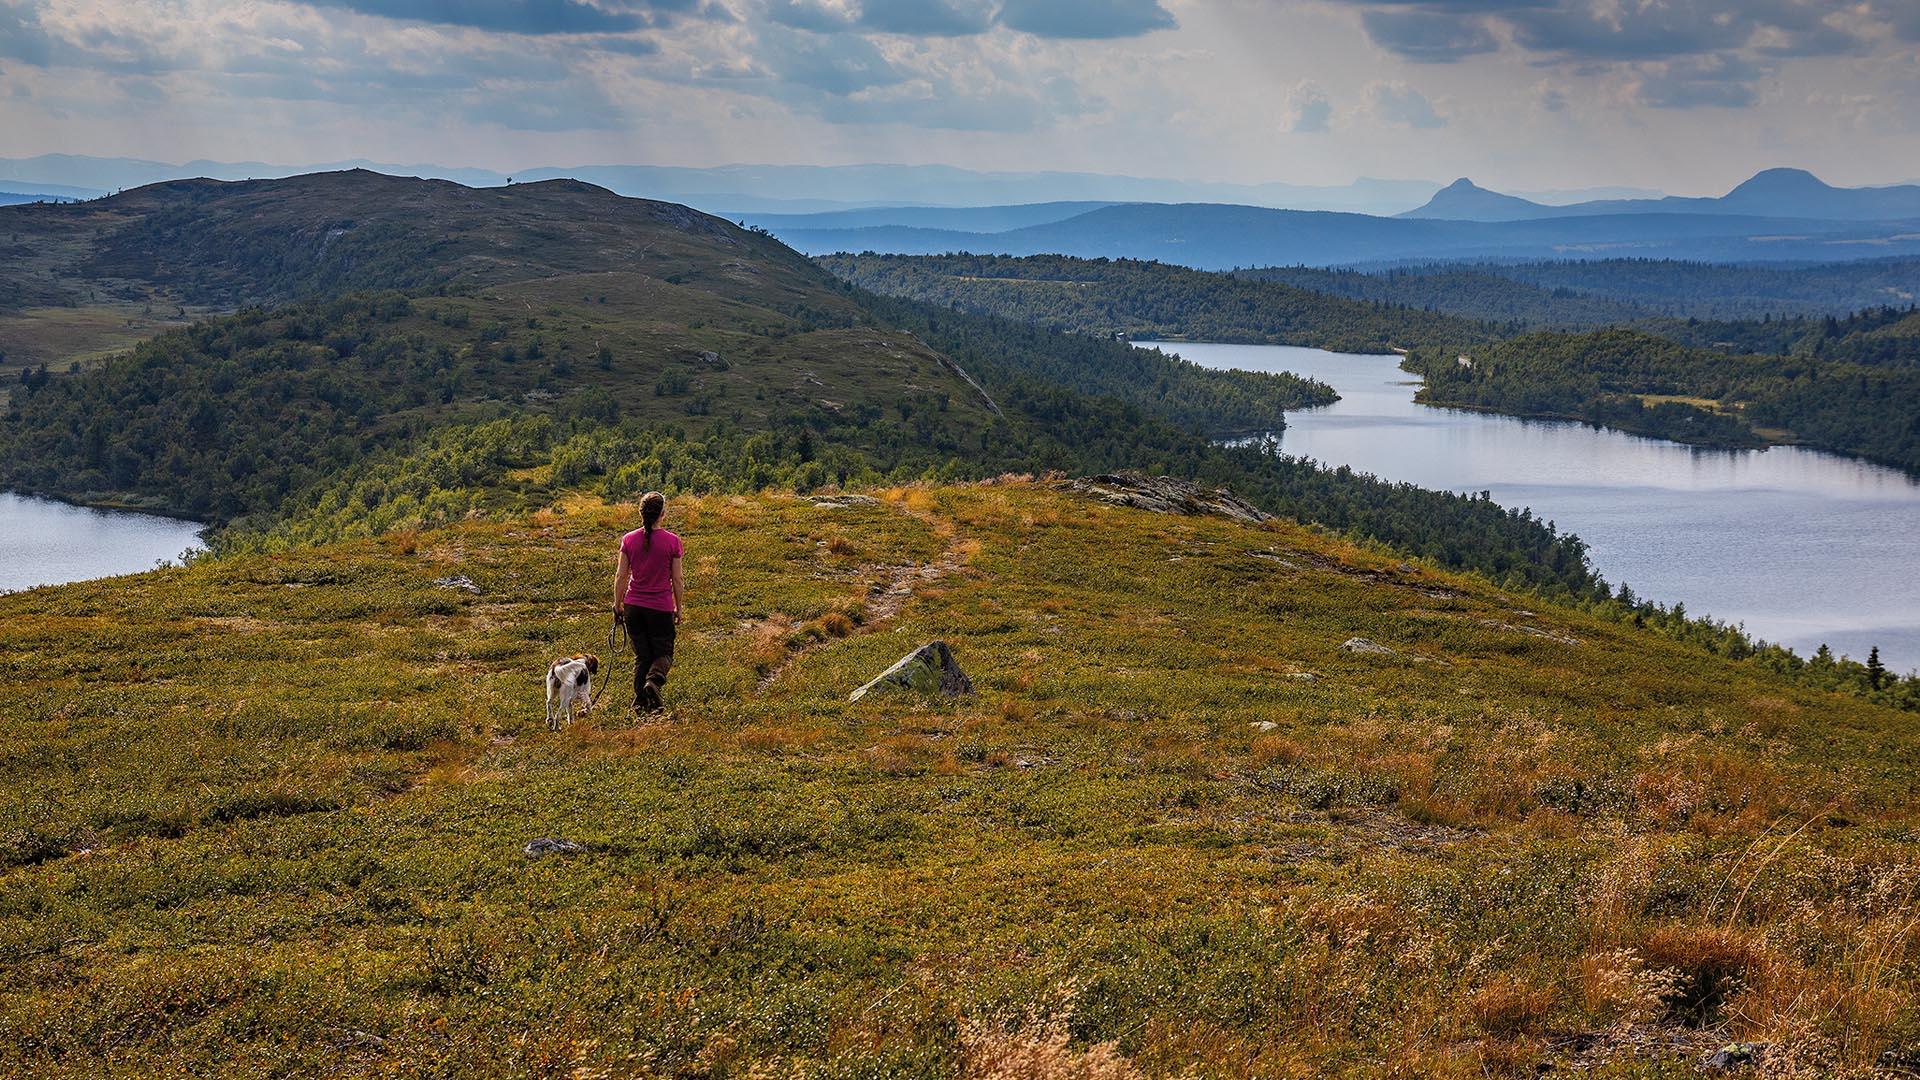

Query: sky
[2,0,1919,194]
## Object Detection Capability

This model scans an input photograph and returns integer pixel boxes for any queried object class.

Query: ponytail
[640,491,665,550]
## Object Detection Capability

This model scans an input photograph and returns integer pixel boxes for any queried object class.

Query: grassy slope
[4,481,1916,1076]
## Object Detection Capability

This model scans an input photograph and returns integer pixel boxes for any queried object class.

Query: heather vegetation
[5,483,1919,1076]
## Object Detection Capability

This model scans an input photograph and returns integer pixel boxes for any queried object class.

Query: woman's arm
[671,555,685,624]
[613,547,631,614]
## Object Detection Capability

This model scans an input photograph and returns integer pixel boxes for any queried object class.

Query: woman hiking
[612,491,684,714]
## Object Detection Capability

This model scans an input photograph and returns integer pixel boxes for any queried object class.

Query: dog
[545,653,599,730]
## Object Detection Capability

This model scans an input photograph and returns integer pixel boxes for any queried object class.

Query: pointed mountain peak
[1398,178,1554,221]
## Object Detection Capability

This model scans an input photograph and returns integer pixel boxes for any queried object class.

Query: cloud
[1359,9,1497,62]
[859,0,994,35]
[1332,0,1877,110]
[299,0,709,34]
[1633,52,1763,109]
[1874,0,1920,42]
[762,0,1171,38]
[1363,80,1445,127]
[995,0,1175,39]
[750,25,904,94]
[1283,82,1331,133]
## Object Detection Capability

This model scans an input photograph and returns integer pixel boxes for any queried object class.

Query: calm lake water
[0,492,204,593]
[1143,341,1920,674]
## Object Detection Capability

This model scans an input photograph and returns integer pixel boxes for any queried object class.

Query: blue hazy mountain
[737,201,1121,233]
[1400,169,1920,223]
[0,154,1449,215]
[0,191,78,205]
[1398,178,1568,221]
[769,202,1920,269]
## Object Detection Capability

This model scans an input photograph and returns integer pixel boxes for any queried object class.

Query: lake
[1144,341,1920,674]
[0,492,205,593]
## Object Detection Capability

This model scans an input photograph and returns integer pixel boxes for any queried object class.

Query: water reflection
[1,492,205,593]
[1148,341,1920,672]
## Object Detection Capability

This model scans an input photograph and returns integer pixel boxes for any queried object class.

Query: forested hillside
[0,172,1606,602]
[1412,329,1920,471]
[1467,258,1920,321]
[1236,264,1650,327]
[818,252,1492,352]
[1245,259,1920,325]
[1648,305,1920,366]
[828,251,1920,475]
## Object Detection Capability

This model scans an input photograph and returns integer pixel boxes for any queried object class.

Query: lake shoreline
[0,491,208,594]
[1143,340,1920,672]
[1,484,211,529]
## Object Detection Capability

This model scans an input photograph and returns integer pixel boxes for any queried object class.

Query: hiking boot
[638,683,663,713]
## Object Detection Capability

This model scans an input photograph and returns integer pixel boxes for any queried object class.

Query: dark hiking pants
[626,606,676,702]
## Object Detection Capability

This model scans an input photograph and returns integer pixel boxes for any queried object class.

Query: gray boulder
[523,837,582,858]
[1059,472,1270,524]
[1340,637,1395,656]
[850,641,974,702]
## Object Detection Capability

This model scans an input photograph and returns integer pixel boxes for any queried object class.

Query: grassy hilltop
[4,481,1919,1077]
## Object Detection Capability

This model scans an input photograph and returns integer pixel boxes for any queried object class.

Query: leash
[587,610,628,713]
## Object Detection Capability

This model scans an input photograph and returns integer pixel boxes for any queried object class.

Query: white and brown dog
[545,653,599,730]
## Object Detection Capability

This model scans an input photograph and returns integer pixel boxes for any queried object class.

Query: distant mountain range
[0,191,76,206]
[1403,169,1920,223]
[0,153,1658,216]
[765,201,1920,270]
[14,156,1917,270]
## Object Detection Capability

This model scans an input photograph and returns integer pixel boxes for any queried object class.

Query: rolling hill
[9,170,1603,607]
[4,170,1920,1079]
[3,479,1916,1075]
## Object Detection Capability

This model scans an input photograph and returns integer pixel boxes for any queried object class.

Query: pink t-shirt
[620,527,682,611]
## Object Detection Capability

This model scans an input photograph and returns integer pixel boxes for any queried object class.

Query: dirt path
[755,497,969,691]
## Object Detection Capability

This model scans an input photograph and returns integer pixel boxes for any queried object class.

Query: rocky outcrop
[1060,472,1270,524]
[1339,637,1395,656]
[850,641,974,702]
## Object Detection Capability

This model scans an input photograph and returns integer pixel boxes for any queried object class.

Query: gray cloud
[1337,2,1870,62]
[859,0,995,35]
[1876,0,1920,42]
[0,3,171,74]
[1634,52,1762,108]
[754,27,905,94]
[1336,0,1873,109]
[1364,80,1445,127]
[763,0,1171,38]
[995,0,1175,39]
[1360,9,1496,62]
[1284,82,1332,132]
[302,0,709,34]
